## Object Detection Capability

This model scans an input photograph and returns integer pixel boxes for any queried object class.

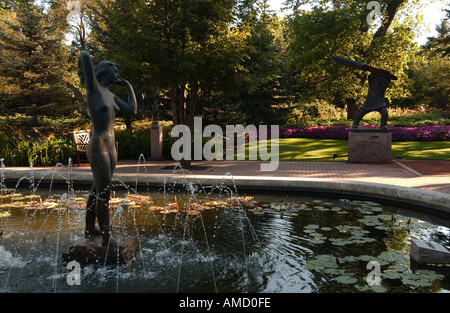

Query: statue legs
[352,109,369,129]
[352,107,388,129]
[379,107,388,129]
[85,152,118,246]
[85,184,100,236]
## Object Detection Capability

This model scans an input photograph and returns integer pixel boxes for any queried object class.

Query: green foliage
[0,0,75,117]
[0,124,75,166]
[0,113,91,135]
[407,53,450,111]
[286,0,423,118]
[425,6,450,57]
[286,106,450,127]
[0,0,447,135]
[115,128,151,160]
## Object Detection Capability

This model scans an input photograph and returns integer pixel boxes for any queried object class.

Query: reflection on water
[1,186,450,293]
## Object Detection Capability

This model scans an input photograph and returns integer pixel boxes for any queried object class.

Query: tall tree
[426,5,449,57]
[286,0,431,119]
[0,0,73,117]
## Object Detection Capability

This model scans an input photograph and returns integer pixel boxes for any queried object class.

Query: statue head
[78,60,119,87]
[95,61,119,86]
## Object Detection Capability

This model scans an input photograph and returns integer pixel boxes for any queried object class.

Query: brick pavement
[2,159,449,196]
[112,159,450,194]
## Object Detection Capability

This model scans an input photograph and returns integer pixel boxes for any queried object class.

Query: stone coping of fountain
[2,167,450,217]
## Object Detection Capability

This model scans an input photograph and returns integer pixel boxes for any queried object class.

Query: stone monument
[410,239,450,264]
[63,50,139,264]
[151,100,164,160]
[332,56,397,163]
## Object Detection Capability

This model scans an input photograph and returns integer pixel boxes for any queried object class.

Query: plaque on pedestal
[348,129,392,163]
[62,235,139,265]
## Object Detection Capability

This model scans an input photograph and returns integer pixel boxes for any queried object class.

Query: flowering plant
[278,125,450,141]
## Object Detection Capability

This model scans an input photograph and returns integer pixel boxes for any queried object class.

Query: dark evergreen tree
[0,0,73,117]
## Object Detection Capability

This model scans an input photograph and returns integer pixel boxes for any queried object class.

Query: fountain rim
[2,169,450,220]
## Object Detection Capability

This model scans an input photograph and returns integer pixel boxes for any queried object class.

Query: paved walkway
[2,159,450,211]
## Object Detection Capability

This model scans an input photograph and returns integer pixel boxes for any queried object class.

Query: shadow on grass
[248,139,450,162]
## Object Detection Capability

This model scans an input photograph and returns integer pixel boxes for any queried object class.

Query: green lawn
[247,138,450,162]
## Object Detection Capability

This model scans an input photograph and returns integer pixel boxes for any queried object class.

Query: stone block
[151,121,163,159]
[348,129,392,163]
[410,239,450,264]
[62,235,139,265]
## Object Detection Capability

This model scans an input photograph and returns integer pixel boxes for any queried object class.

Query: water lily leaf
[358,255,375,262]
[375,225,391,231]
[377,251,407,264]
[341,256,358,262]
[355,282,370,292]
[310,238,326,244]
[401,276,433,288]
[335,275,358,284]
[378,214,393,221]
[369,284,387,293]
[357,208,374,215]
[388,265,408,273]
[381,270,402,280]
[323,268,345,275]
[414,270,444,280]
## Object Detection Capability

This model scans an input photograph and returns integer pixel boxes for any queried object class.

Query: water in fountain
[1,157,450,293]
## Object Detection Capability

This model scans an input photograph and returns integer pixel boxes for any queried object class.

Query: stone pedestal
[151,121,163,160]
[348,129,392,163]
[410,239,450,264]
[62,235,139,265]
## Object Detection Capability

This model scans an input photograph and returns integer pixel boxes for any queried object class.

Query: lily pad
[388,264,408,273]
[414,270,444,280]
[358,255,375,262]
[304,224,320,229]
[381,270,402,280]
[401,275,433,288]
[335,275,358,284]
[377,251,408,264]
[368,284,387,293]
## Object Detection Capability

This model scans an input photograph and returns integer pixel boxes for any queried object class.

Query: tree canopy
[0,0,448,128]
[0,0,74,116]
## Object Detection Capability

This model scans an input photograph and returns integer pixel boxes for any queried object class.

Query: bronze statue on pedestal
[78,50,137,247]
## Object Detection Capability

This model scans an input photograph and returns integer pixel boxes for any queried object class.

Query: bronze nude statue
[78,50,137,246]
[332,56,397,130]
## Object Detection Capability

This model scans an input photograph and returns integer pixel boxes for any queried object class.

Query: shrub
[0,124,75,166]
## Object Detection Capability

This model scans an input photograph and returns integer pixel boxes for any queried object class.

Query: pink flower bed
[278,125,450,141]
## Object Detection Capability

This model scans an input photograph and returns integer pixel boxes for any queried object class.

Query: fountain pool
[1,183,449,293]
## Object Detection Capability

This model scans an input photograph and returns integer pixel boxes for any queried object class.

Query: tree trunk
[188,81,198,133]
[180,84,187,125]
[346,98,358,120]
[170,82,178,126]
[373,0,405,39]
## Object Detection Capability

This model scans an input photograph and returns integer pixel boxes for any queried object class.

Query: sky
[267,0,449,45]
